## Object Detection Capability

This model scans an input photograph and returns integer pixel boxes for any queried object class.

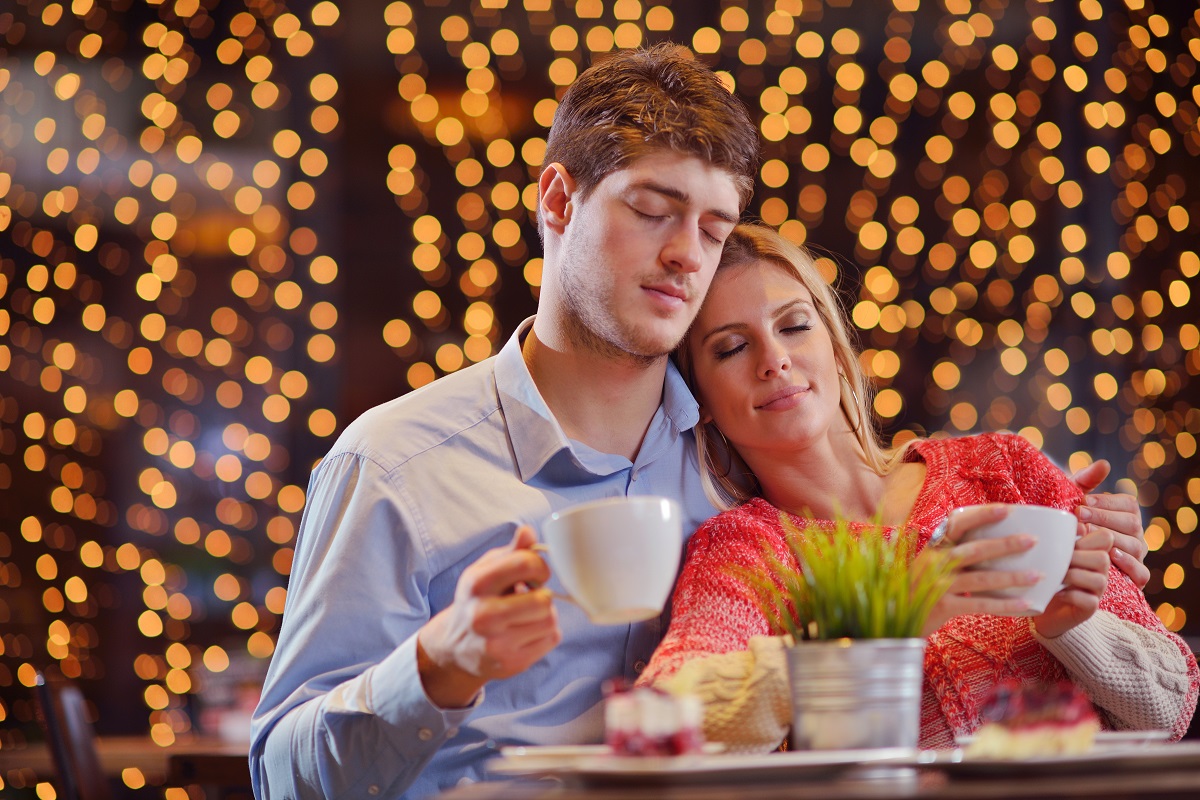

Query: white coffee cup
[952,504,1078,614]
[539,496,682,625]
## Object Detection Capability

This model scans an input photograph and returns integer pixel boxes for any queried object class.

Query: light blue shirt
[250,319,717,799]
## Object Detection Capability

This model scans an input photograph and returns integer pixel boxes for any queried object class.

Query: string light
[0,3,1196,792]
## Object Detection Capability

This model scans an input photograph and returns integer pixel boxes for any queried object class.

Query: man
[251,44,1148,799]
[251,44,756,799]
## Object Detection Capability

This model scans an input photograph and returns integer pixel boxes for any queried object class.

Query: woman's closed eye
[714,341,747,361]
[781,323,812,335]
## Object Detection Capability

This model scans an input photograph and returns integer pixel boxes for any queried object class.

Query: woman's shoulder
[914,431,1041,462]
[694,498,789,542]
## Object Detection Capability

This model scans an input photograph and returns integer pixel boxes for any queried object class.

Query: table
[436,769,1200,800]
[0,735,251,789]
[436,749,1200,800]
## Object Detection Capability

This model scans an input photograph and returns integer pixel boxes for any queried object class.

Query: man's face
[552,151,743,362]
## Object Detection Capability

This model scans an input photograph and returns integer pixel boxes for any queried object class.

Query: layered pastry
[966,680,1100,759]
[605,685,705,756]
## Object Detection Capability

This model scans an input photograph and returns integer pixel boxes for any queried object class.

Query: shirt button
[634,660,646,673]
[417,727,434,741]
[368,786,380,796]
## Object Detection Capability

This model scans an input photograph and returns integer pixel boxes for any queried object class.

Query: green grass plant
[731,512,958,641]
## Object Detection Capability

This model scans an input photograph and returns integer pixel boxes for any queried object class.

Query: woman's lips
[756,385,809,411]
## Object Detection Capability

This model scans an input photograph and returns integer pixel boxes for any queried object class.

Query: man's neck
[522,322,668,462]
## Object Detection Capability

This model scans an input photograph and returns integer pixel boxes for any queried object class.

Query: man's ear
[538,163,576,234]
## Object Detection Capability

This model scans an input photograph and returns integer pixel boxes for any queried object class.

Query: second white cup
[952,503,1077,614]
[539,496,683,625]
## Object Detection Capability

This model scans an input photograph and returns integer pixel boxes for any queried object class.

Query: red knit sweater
[644,432,1200,745]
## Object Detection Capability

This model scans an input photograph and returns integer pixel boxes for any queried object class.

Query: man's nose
[661,224,704,273]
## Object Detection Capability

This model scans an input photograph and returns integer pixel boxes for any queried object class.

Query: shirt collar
[494,317,700,482]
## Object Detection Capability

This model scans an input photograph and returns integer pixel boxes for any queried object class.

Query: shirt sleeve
[1001,433,1200,739]
[250,452,476,799]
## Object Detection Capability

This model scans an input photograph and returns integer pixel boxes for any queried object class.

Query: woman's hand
[1031,528,1114,639]
[921,504,1041,635]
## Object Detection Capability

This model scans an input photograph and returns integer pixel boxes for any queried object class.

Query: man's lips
[642,283,687,303]
[756,385,809,410]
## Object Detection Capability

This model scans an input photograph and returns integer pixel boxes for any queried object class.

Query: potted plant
[732,512,957,751]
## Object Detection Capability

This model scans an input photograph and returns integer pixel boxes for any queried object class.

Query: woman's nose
[758,345,791,379]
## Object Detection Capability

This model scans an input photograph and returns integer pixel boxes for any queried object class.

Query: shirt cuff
[368,633,481,743]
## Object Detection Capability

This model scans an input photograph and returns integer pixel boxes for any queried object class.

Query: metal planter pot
[785,637,926,750]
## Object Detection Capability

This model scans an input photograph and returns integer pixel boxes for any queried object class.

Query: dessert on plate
[605,683,705,756]
[966,680,1100,759]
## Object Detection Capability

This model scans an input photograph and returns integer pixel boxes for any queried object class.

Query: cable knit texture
[640,433,1200,750]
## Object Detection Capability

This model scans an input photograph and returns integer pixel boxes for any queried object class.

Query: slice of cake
[966,680,1100,759]
[604,684,705,756]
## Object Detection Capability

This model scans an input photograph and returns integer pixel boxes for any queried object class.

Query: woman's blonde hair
[677,223,902,510]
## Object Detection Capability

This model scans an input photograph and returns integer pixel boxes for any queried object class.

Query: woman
[639,223,1198,750]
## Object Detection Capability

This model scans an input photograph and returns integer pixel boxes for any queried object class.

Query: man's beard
[556,264,681,369]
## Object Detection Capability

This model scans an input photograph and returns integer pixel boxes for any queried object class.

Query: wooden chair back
[34,673,111,800]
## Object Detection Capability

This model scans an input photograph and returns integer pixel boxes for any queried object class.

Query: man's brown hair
[540,43,759,231]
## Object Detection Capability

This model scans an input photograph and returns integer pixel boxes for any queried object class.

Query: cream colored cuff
[660,635,791,754]
[1032,611,1192,732]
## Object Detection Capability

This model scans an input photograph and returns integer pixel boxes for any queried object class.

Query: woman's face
[687,258,846,457]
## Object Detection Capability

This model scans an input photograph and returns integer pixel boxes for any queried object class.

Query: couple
[250,45,1191,799]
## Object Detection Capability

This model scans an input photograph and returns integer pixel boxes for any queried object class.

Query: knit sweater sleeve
[654,635,792,753]
[640,503,786,686]
[638,503,793,752]
[1034,612,1196,734]
[1001,434,1200,739]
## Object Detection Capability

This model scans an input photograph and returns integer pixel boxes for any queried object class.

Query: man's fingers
[473,589,557,635]
[1111,530,1148,561]
[470,550,553,597]
[1078,504,1140,536]
[1070,459,1110,493]
[511,524,539,550]
[480,609,562,673]
[1111,547,1151,589]
[1083,490,1139,513]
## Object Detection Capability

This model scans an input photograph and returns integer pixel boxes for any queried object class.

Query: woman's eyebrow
[772,299,814,320]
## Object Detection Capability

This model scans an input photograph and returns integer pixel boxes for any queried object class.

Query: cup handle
[523,543,575,606]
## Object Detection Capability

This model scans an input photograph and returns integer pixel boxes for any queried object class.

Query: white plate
[921,740,1200,777]
[955,729,1171,748]
[489,746,919,785]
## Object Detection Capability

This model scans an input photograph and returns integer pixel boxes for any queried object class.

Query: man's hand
[1071,460,1149,589]
[1032,527,1113,639]
[922,504,1041,635]
[416,526,561,708]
